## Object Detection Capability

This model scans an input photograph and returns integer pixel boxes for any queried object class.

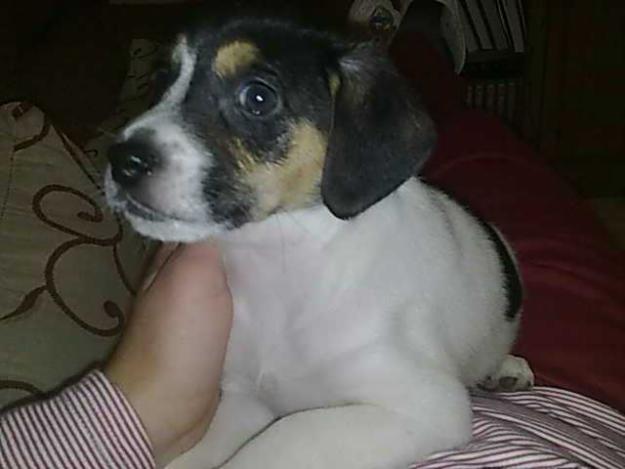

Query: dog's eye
[238,81,279,117]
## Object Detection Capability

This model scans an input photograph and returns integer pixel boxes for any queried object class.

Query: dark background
[1,0,623,199]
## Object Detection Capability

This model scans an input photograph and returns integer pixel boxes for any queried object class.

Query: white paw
[479,355,534,392]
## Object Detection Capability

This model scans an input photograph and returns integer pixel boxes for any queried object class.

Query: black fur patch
[203,162,253,228]
[477,220,523,321]
[321,43,437,219]
[429,184,523,321]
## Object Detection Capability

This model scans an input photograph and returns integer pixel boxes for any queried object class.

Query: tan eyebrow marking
[213,40,261,78]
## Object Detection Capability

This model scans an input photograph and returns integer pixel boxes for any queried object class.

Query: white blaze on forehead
[161,35,197,109]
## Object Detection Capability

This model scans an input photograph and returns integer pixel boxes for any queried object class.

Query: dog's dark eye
[238,81,279,117]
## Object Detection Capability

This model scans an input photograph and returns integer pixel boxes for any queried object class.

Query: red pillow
[425,110,625,413]
[390,34,625,413]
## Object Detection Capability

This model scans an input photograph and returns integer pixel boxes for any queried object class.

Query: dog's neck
[214,203,347,250]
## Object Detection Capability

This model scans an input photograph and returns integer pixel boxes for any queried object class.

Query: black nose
[108,141,159,187]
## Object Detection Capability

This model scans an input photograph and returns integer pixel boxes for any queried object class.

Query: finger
[141,242,180,291]
[178,241,223,268]
[155,241,227,293]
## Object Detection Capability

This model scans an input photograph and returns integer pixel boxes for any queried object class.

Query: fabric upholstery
[0,39,161,410]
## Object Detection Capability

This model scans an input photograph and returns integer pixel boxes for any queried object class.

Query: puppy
[106,17,529,469]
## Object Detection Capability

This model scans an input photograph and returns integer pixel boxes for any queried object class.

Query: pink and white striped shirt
[1,372,624,469]
[0,370,153,469]
[416,388,625,469]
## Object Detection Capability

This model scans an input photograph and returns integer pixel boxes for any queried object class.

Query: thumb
[141,243,180,292]
[149,242,229,297]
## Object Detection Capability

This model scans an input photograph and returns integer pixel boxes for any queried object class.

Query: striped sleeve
[414,386,625,469]
[0,370,154,469]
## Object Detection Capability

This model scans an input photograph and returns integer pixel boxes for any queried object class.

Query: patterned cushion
[0,39,162,410]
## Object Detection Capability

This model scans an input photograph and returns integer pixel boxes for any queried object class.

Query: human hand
[104,242,233,467]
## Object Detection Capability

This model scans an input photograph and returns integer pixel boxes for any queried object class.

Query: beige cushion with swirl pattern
[0,39,162,410]
[0,102,151,409]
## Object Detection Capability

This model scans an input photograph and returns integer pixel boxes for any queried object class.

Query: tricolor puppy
[106,18,531,469]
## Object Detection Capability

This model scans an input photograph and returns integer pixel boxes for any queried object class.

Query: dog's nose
[108,141,159,187]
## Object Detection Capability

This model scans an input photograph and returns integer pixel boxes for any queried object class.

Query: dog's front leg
[220,404,463,469]
[167,392,274,469]
[221,367,473,469]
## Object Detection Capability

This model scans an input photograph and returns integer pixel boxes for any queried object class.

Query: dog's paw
[479,355,534,392]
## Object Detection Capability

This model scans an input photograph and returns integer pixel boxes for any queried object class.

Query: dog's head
[105,18,436,241]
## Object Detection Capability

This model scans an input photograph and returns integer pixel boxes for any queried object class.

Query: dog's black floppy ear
[322,43,436,219]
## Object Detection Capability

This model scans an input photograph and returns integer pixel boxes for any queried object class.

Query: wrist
[103,365,218,466]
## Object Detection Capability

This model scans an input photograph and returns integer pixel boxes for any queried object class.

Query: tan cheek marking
[213,41,261,78]
[245,121,328,217]
[229,138,259,173]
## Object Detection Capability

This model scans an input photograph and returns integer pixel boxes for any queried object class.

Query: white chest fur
[168,178,520,469]
[214,178,515,416]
